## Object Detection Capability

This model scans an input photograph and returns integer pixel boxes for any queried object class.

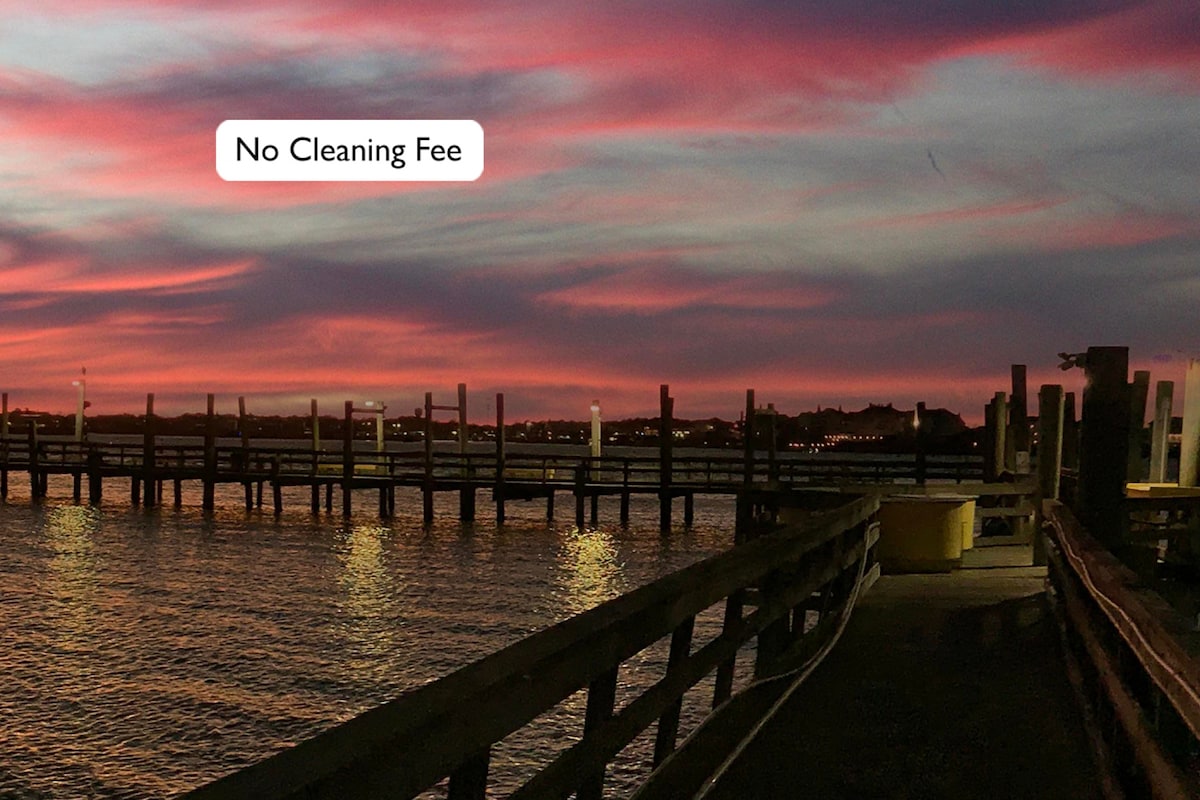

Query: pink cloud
[991,214,1192,252]
[537,266,839,314]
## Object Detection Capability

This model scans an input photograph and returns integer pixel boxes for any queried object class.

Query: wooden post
[87,448,102,504]
[915,401,928,485]
[574,464,586,528]
[238,396,253,510]
[311,399,320,451]
[310,402,322,513]
[743,389,755,487]
[653,615,696,766]
[1077,346,1130,546]
[659,384,673,533]
[202,394,216,511]
[1127,370,1150,483]
[1035,385,1065,567]
[982,400,996,482]
[1037,386,1066,502]
[27,420,41,502]
[577,666,619,800]
[495,393,506,523]
[458,383,474,521]
[989,392,1008,478]
[1181,359,1200,487]
[143,393,157,508]
[619,490,630,526]
[173,479,182,508]
[1010,365,1029,473]
[423,391,434,524]
[271,456,282,516]
[342,400,354,517]
[1,392,8,500]
[714,493,750,707]
[1149,381,1174,483]
[766,403,778,484]
[684,492,695,527]
[545,490,555,521]
[1063,392,1079,471]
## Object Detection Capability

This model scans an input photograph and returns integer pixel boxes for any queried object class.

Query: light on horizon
[72,367,87,443]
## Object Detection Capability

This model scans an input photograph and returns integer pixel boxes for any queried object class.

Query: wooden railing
[1044,501,1200,798]
[179,493,879,800]
[0,438,979,488]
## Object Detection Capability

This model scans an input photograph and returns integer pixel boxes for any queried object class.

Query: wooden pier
[0,385,983,528]
[166,347,1200,798]
[8,349,1200,798]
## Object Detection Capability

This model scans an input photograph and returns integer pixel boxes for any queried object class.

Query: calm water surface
[0,475,740,798]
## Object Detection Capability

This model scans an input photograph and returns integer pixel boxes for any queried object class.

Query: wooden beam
[1127,370,1150,483]
[1010,365,1030,473]
[143,393,157,508]
[1181,359,1200,487]
[342,400,353,518]
[1035,384,1065,567]
[495,393,505,524]
[1149,381,1174,483]
[1077,346,1129,546]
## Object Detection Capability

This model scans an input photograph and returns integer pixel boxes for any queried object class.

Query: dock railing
[1044,500,1200,798]
[179,493,879,800]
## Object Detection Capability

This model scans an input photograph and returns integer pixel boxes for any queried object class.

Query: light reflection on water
[334,523,401,675]
[555,527,627,616]
[0,478,737,799]
[44,505,102,646]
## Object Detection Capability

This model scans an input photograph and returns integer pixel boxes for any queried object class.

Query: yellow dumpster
[877,494,977,574]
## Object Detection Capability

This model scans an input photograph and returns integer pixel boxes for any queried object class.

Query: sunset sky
[1,1,1197,423]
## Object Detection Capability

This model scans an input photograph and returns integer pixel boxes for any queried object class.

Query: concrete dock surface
[703,569,1103,799]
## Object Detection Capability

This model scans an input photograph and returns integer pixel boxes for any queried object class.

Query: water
[0,473,740,799]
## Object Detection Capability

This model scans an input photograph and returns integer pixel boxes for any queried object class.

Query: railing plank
[181,496,878,800]
[1047,503,1200,739]
[652,616,696,766]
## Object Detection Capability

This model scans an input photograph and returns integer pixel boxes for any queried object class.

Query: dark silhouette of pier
[1,384,984,530]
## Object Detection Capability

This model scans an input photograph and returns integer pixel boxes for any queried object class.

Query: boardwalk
[702,565,1102,799]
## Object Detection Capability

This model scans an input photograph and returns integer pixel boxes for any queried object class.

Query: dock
[0,385,985,530]
[698,568,1102,799]
[8,346,1200,798]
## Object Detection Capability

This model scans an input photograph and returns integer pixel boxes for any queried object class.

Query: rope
[1054,516,1200,733]
[695,526,874,798]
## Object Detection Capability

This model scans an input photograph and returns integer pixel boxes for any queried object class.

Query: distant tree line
[3,403,978,453]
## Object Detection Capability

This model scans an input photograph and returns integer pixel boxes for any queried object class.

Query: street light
[590,401,601,459]
[363,400,386,452]
[71,367,87,442]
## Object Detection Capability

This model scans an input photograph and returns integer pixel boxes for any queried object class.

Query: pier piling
[1035,384,1065,566]
[1010,365,1029,473]
[1127,370,1150,483]
[1077,346,1130,546]
[915,401,928,485]
[495,393,506,524]
[1,392,8,500]
[1149,380,1174,483]
[659,385,673,533]
[342,400,354,518]
[202,394,216,511]
[423,392,434,524]
[1181,359,1200,487]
